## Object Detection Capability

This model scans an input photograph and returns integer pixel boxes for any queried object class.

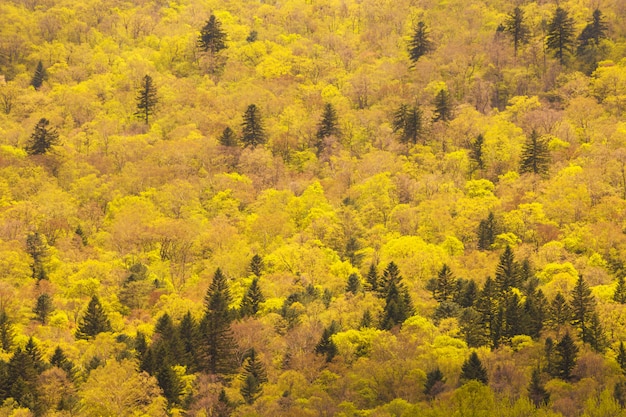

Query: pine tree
[249,254,264,277]
[26,232,48,280]
[454,279,478,308]
[570,275,596,345]
[360,310,373,328]
[315,321,339,362]
[504,7,529,57]
[460,307,489,348]
[346,273,361,294]
[614,275,626,304]
[0,309,13,352]
[135,75,158,124]
[240,348,268,404]
[154,313,183,363]
[460,352,488,384]
[240,277,265,317]
[378,262,413,330]
[424,368,445,399]
[555,332,578,380]
[408,21,432,63]
[25,119,59,156]
[6,347,39,410]
[315,103,340,156]
[523,289,547,339]
[520,130,550,175]
[157,362,182,406]
[392,104,423,145]
[495,245,519,294]
[470,134,485,171]
[588,312,607,353]
[544,337,558,378]
[433,264,456,302]
[241,104,266,148]
[178,311,198,371]
[433,89,453,122]
[528,368,549,407]
[366,263,378,292]
[199,268,237,376]
[218,127,238,147]
[33,293,53,324]
[617,341,626,374]
[503,292,523,340]
[198,15,227,54]
[24,337,46,374]
[49,346,73,376]
[477,212,496,251]
[578,9,608,51]
[30,61,46,90]
[546,7,575,65]
[548,292,571,331]
[75,295,111,339]
[475,277,498,346]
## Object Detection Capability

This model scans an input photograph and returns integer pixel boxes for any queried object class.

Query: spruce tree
[433,264,456,303]
[26,232,48,280]
[198,15,227,54]
[495,245,519,294]
[30,61,46,90]
[249,254,263,277]
[6,347,39,410]
[240,348,268,404]
[408,21,433,63]
[366,263,378,292]
[520,130,550,175]
[614,275,626,304]
[477,212,496,251]
[617,341,626,374]
[392,104,423,145]
[240,277,265,317]
[378,262,413,329]
[528,368,549,407]
[546,7,575,65]
[504,7,529,57]
[241,104,266,148]
[199,268,237,376]
[218,127,237,147]
[346,273,361,294]
[49,346,73,376]
[548,292,571,331]
[424,368,445,399]
[555,332,578,380]
[135,75,158,124]
[75,295,111,339]
[475,277,498,346]
[433,89,453,122]
[503,292,523,340]
[156,363,182,406]
[523,289,547,339]
[315,321,339,362]
[460,352,488,384]
[470,134,485,171]
[178,311,198,371]
[33,293,53,324]
[454,279,478,308]
[570,275,595,345]
[588,312,607,353]
[315,103,340,155]
[26,119,59,156]
[578,9,608,51]
[0,309,13,352]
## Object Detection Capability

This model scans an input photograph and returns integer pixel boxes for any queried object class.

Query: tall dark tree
[570,275,596,345]
[25,119,59,156]
[470,134,485,171]
[578,9,608,51]
[433,89,453,122]
[475,277,498,346]
[315,103,340,155]
[392,104,423,145]
[460,352,488,384]
[6,347,39,411]
[378,262,413,330]
[588,312,607,353]
[218,127,237,147]
[30,60,46,90]
[477,212,497,251]
[178,311,198,370]
[315,321,339,362]
[424,368,445,399]
[503,7,529,56]
[454,279,478,308]
[26,232,48,280]
[523,288,547,339]
[528,368,549,407]
[520,130,550,175]
[50,346,74,376]
[75,295,111,339]
[555,332,578,380]
[503,292,524,340]
[548,292,571,331]
[408,21,433,63]
[346,273,361,295]
[433,264,456,303]
[33,293,53,324]
[546,7,576,65]
[241,104,266,148]
[495,245,519,294]
[240,277,265,317]
[198,15,227,54]
[240,348,268,404]
[614,275,626,304]
[135,75,158,124]
[249,254,264,277]
[617,341,626,374]
[199,268,237,376]
[0,309,13,352]
[366,263,378,292]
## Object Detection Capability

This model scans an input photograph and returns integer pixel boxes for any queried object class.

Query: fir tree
[546,7,575,65]
[24,337,46,374]
[378,262,413,330]
[470,134,485,171]
[503,292,523,340]
[408,21,433,63]
[548,292,571,331]
[49,346,73,376]
[433,89,453,122]
[578,9,608,51]
[528,368,549,407]
[523,289,547,339]
[30,60,46,90]
[0,309,13,352]
[135,331,148,361]
[617,341,626,374]
[366,263,378,292]
[241,104,266,148]
[614,275,626,304]
[218,127,238,147]
[475,277,498,346]
[544,337,558,378]
[555,332,578,380]
[135,75,158,124]
[495,245,519,294]
[240,277,265,317]
[33,293,53,324]
[315,321,339,362]
[477,212,497,251]
[26,119,59,156]
[315,103,340,155]
[240,348,268,404]
[392,104,423,145]
[570,275,595,345]
[249,254,264,277]
[520,130,550,175]
[346,273,361,294]
[460,308,488,348]
[588,312,607,353]
[154,313,183,363]
[178,311,198,371]
[156,363,182,406]
[504,7,529,57]
[454,279,478,308]
[433,264,456,302]
[424,368,445,399]
[360,309,373,328]
[75,295,112,339]
[199,268,238,376]
[198,15,227,54]
[460,352,488,384]
[6,347,39,410]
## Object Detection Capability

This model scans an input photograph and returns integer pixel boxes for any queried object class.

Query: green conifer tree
[75,295,112,339]
[315,321,339,362]
[198,15,227,54]
[433,89,453,122]
[477,212,497,251]
[249,254,264,277]
[528,368,549,407]
[460,307,489,348]
[504,7,529,56]
[614,275,626,304]
[30,61,46,90]
[0,309,13,352]
[392,104,423,145]
[570,275,595,345]
[617,341,626,374]
[408,21,433,63]
[178,311,198,371]
[460,352,488,384]
[25,119,59,156]
[546,7,575,65]
[315,103,340,156]
[49,346,74,376]
[346,273,361,294]
[588,312,607,353]
[470,134,485,171]
[240,277,265,317]
[218,127,238,147]
[520,130,550,175]
[495,245,519,295]
[555,332,578,380]
[433,264,456,302]
[366,263,378,292]
[548,292,571,331]
[578,9,608,51]
[523,288,547,339]
[241,104,266,148]
[240,348,268,404]
[424,368,445,399]
[135,75,158,124]
[33,293,53,324]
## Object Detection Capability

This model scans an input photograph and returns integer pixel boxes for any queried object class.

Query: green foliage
[578,9,608,51]
[33,293,53,324]
[240,277,265,317]
[433,264,456,302]
[135,75,158,124]
[393,104,423,145]
[315,321,339,362]
[346,273,361,294]
[504,7,529,57]
[408,21,433,63]
[378,262,414,330]
[240,348,268,404]
[495,246,519,294]
[554,332,578,380]
[249,254,264,277]
[241,104,266,148]
[424,368,445,399]
[470,134,485,172]
[571,275,596,346]
[618,342,626,374]
[0,310,13,352]
[30,61,45,90]
[218,127,238,147]
[460,352,488,384]
[433,89,453,122]
[75,295,112,339]
[546,7,575,65]
[520,130,550,175]
[25,119,58,156]
[614,275,626,304]
[528,368,549,407]
[198,15,227,54]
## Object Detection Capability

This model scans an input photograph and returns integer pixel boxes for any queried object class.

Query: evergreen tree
[546,7,575,65]
[240,277,265,317]
[33,293,53,324]
[392,104,423,145]
[503,292,523,340]
[218,127,238,147]
[30,60,46,90]
[523,289,547,339]
[378,262,413,330]
[615,381,626,408]
[520,130,550,175]
[588,312,607,353]
[570,275,595,345]
[315,103,340,155]
[156,363,182,406]
[75,295,112,339]
[528,368,549,407]
[249,254,264,277]
[475,277,498,346]
[614,275,626,304]
[240,348,268,404]
[578,9,608,51]
[555,332,578,380]
[495,245,519,294]
[460,308,488,348]
[433,264,456,302]
[359,309,373,328]
[424,368,445,399]
[504,7,529,56]
[24,337,46,374]
[617,341,626,374]
[241,104,266,148]
[0,309,13,352]
[470,134,485,171]
[544,337,558,378]
[26,232,48,279]
[408,21,433,63]
[346,273,361,294]
[50,346,73,376]
[366,263,378,292]
[135,75,158,124]
[315,321,339,362]
[198,15,227,54]
[6,347,39,411]
[454,279,478,308]
[178,311,198,371]
[433,89,453,122]
[25,118,59,156]
[548,292,571,331]
[199,268,237,376]
[154,313,183,363]
[135,331,148,361]
[477,212,497,251]
[460,352,488,384]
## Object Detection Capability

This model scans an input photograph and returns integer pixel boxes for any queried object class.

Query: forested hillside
[1,0,626,415]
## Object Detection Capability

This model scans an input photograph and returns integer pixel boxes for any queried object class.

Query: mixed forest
[2,0,626,415]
